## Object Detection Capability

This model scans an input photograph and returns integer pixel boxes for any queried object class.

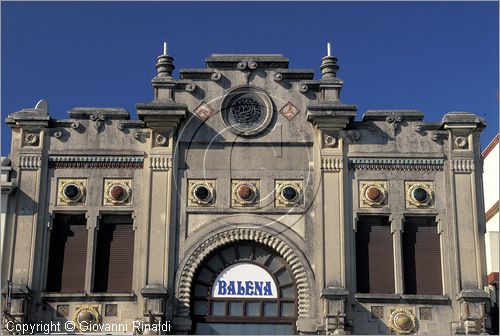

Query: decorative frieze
[321,157,343,171]
[19,155,42,170]
[451,159,475,173]
[349,158,444,171]
[149,156,171,171]
[49,156,143,169]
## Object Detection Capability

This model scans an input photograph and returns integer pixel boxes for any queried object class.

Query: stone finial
[320,56,339,79]
[155,43,175,79]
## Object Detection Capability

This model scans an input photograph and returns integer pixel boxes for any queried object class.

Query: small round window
[221,87,274,136]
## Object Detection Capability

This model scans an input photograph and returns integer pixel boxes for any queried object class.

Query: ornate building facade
[1,50,491,334]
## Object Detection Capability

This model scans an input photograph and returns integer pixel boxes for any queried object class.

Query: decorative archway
[176,228,311,319]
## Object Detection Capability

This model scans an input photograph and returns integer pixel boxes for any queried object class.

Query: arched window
[191,243,297,334]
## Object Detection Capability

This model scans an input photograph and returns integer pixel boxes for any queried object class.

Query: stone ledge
[68,107,130,120]
[41,292,136,302]
[322,287,349,300]
[362,109,424,122]
[355,293,450,305]
[456,289,490,302]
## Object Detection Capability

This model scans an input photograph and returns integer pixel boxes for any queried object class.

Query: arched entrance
[191,242,297,334]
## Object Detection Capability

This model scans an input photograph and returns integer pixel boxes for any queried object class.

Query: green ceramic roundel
[412,187,428,202]
[281,186,297,201]
[63,184,80,200]
[194,185,210,201]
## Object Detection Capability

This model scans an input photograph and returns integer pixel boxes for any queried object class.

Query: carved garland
[176,228,311,318]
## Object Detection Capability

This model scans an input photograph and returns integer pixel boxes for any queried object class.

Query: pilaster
[136,51,187,323]
[442,112,489,334]
[308,96,356,333]
[4,100,51,323]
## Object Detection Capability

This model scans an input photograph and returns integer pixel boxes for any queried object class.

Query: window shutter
[403,216,442,295]
[93,215,134,292]
[46,214,88,292]
[356,216,395,294]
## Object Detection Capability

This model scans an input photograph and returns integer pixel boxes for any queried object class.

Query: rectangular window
[403,216,443,295]
[93,214,134,292]
[356,215,395,294]
[46,214,87,292]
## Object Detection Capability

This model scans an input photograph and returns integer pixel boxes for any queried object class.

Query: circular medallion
[232,182,258,205]
[110,185,126,200]
[389,309,416,334]
[365,186,382,202]
[59,181,85,204]
[192,183,214,205]
[407,184,433,207]
[281,186,298,201]
[237,184,254,201]
[361,183,387,207]
[63,184,80,200]
[412,187,428,202]
[105,181,131,205]
[221,87,274,136]
[277,182,302,206]
[72,306,100,331]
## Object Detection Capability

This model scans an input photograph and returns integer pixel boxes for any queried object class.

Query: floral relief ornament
[24,132,40,146]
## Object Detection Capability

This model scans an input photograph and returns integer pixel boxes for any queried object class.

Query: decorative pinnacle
[155,42,175,79]
[320,42,339,79]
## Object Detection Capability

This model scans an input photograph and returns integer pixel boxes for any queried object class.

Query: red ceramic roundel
[365,186,382,202]
[109,184,126,200]
[237,184,254,200]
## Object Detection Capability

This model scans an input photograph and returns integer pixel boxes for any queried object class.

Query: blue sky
[1,1,498,155]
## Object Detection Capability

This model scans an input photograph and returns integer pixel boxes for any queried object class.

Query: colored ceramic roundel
[77,310,96,325]
[394,312,412,330]
[281,186,298,201]
[194,185,210,201]
[412,187,428,202]
[63,184,81,200]
[365,186,382,202]
[237,184,254,201]
[109,184,126,201]
[390,309,416,334]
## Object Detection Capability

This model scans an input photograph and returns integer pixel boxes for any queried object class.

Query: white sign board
[212,263,278,298]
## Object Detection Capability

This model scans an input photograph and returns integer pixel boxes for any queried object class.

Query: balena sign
[212,263,278,298]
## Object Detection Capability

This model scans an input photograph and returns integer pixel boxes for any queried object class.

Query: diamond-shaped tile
[280,102,300,121]
[194,101,215,121]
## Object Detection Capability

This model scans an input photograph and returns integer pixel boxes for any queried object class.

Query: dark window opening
[46,214,87,292]
[403,216,443,295]
[93,214,134,292]
[356,215,395,294]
